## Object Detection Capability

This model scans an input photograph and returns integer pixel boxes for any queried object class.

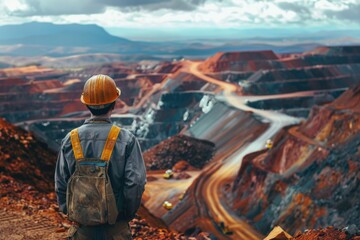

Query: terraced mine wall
[134,91,216,150]
[247,89,345,118]
[243,63,360,95]
[163,102,269,235]
[229,86,360,235]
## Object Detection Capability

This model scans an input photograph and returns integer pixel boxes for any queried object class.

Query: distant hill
[0,22,131,46]
[0,22,357,58]
[0,61,12,69]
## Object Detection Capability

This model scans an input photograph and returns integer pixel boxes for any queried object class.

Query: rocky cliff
[231,86,360,235]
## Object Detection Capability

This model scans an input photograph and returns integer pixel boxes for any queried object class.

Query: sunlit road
[143,171,201,219]
[187,61,300,239]
[188,62,238,92]
[141,61,331,238]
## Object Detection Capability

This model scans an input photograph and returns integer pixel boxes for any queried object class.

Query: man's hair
[86,102,115,116]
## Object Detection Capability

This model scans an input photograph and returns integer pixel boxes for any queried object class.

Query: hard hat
[80,74,121,106]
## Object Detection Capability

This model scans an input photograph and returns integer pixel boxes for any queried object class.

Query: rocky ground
[0,118,56,192]
[293,227,360,240]
[264,226,360,240]
[0,118,204,239]
[143,134,215,170]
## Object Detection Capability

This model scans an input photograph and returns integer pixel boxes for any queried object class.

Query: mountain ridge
[0,22,358,58]
[0,21,131,46]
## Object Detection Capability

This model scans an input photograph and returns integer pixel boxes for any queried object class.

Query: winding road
[147,60,330,238]
[187,61,300,239]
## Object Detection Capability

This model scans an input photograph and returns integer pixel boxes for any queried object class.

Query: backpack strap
[101,125,121,161]
[70,128,84,160]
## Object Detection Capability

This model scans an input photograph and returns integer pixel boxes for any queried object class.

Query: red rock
[292,227,358,240]
[55,228,66,233]
[143,134,215,170]
[146,176,158,182]
[172,160,190,172]
[200,51,279,72]
[175,172,191,180]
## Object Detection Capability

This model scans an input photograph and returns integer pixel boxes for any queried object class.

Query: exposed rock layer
[231,86,360,235]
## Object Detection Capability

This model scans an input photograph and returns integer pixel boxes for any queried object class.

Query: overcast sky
[1,0,360,39]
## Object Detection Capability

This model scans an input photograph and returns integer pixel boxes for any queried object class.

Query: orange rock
[55,227,66,233]
[264,226,292,240]
[172,160,190,172]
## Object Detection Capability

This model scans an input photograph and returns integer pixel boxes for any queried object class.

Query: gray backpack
[66,125,120,226]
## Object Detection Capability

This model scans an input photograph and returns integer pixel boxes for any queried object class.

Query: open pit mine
[0,45,360,239]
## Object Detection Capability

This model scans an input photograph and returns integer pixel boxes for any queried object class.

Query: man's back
[55,117,146,239]
[55,74,146,239]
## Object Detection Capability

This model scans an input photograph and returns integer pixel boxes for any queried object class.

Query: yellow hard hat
[80,74,121,105]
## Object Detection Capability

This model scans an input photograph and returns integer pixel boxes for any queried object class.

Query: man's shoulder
[60,125,84,147]
[76,123,136,143]
[60,124,136,145]
[61,131,72,145]
[118,127,136,143]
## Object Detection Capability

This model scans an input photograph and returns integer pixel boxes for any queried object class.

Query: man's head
[80,74,121,116]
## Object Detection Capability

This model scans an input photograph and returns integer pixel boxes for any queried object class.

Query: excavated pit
[246,89,344,118]
[230,86,360,235]
[243,64,360,95]
[1,45,360,239]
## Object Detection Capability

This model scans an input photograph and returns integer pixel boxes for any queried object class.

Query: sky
[1,0,360,40]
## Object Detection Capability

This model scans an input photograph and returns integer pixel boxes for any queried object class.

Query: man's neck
[90,111,112,119]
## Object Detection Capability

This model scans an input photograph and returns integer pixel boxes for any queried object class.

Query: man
[55,74,146,240]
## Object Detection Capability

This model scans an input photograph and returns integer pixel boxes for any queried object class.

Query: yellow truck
[163,201,173,210]
[265,139,273,149]
[163,169,174,179]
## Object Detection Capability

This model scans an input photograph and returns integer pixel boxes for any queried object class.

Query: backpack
[66,125,120,226]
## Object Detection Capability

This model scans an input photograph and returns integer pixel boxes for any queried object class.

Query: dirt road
[186,60,300,239]
[0,210,66,240]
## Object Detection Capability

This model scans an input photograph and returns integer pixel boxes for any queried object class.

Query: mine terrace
[0,45,360,239]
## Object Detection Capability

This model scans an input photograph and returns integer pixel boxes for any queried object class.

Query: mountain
[0,22,357,58]
[0,22,176,57]
[0,22,131,46]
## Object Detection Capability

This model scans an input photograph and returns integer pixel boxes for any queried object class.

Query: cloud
[6,0,104,16]
[277,2,310,15]
[106,0,207,9]
[115,0,203,12]
[6,0,209,16]
[1,0,360,29]
[325,2,360,23]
